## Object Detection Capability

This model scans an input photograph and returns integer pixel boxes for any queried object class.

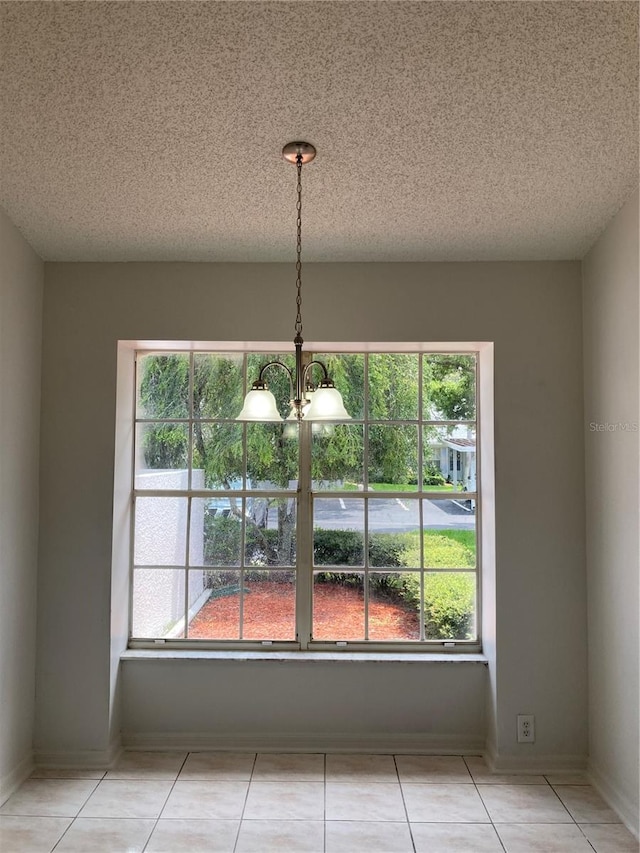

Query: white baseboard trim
[122,731,485,754]
[0,753,34,804]
[485,744,587,774]
[589,760,640,841]
[35,736,123,770]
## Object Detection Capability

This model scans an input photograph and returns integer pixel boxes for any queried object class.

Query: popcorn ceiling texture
[0,1,637,262]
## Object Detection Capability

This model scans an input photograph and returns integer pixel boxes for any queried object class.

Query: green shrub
[204,512,292,567]
[314,571,364,588]
[313,529,364,566]
[203,513,242,565]
[313,529,411,568]
[423,573,475,639]
[397,571,475,640]
[368,533,407,567]
[423,465,446,486]
[423,529,475,568]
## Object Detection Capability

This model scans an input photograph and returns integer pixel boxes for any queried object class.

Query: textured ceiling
[0,1,637,262]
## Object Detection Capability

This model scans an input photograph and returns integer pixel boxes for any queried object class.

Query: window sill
[121,649,487,664]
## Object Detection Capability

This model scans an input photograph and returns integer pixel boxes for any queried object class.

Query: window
[130,348,481,650]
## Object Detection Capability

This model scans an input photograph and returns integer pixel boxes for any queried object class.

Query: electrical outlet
[517,714,535,743]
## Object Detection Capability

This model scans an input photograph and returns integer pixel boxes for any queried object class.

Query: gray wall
[582,190,639,835]
[0,208,43,796]
[36,260,587,766]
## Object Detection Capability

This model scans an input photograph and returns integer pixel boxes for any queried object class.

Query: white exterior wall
[582,189,639,836]
[133,469,205,638]
[0,208,43,797]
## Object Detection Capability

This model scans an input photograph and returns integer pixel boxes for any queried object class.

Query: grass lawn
[343,482,456,492]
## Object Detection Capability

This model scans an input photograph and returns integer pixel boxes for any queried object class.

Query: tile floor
[1,752,638,852]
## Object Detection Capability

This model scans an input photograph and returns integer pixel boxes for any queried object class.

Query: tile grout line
[393,754,417,853]
[49,774,105,853]
[140,751,190,853]
[462,755,507,853]
[232,751,258,853]
[545,780,599,852]
[323,752,327,853]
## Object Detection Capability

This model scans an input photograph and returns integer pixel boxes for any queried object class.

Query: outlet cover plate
[517,714,535,743]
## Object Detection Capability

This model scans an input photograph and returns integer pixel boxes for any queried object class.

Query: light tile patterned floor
[1,752,637,852]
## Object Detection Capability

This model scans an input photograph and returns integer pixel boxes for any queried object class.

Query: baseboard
[589,760,640,841]
[485,744,587,774]
[0,753,34,804]
[122,731,485,754]
[34,736,123,770]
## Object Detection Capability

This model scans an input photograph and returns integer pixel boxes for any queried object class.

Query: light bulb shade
[236,388,283,421]
[303,386,351,421]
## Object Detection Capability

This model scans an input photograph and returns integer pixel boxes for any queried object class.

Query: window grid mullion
[129,355,140,641]
[418,354,425,641]
[473,351,482,641]
[363,494,369,641]
[239,496,246,641]
[297,418,312,649]
[188,352,194,490]
[363,354,370,641]
[184,496,192,639]
[238,354,247,641]
[183,354,194,639]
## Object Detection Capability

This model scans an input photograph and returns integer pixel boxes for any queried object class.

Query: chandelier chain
[295,153,303,338]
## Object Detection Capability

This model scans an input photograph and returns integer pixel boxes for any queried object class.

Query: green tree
[424,355,475,421]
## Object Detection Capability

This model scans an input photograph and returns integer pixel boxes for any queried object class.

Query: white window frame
[121,341,494,654]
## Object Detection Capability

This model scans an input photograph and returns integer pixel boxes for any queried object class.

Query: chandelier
[237,142,351,423]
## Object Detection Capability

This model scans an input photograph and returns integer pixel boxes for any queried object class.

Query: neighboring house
[426,426,477,492]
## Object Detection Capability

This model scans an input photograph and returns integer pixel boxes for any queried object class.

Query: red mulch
[188,581,419,641]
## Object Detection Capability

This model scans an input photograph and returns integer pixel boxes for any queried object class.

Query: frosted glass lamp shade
[237,388,283,421]
[303,386,351,421]
[283,404,299,439]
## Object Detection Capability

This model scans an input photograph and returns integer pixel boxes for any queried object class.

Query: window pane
[368,353,419,420]
[423,354,476,421]
[368,425,418,490]
[134,497,188,565]
[423,426,476,492]
[423,572,476,640]
[315,353,365,420]
[193,353,243,419]
[368,572,421,641]
[192,423,243,489]
[130,348,482,648]
[246,423,298,489]
[187,570,241,639]
[137,353,189,419]
[135,423,189,488]
[368,499,420,567]
[132,568,185,638]
[423,499,476,568]
[242,570,296,640]
[191,497,243,567]
[312,424,364,489]
[245,498,296,567]
[313,499,364,567]
[313,572,364,640]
